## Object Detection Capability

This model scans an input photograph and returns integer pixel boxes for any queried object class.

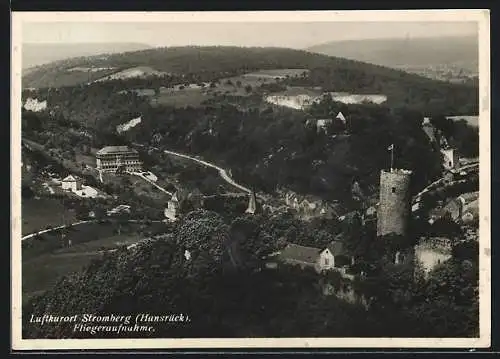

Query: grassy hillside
[306,36,478,71]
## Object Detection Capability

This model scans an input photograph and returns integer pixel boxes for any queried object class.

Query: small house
[319,241,353,269]
[271,241,353,274]
[61,175,82,192]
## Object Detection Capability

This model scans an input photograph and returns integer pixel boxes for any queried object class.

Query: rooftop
[327,240,346,256]
[62,175,77,182]
[277,243,321,264]
[96,146,138,155]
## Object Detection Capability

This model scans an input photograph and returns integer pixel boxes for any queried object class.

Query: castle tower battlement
[376,169,412,237]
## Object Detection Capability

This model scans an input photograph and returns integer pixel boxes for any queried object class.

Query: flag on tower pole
[388,144,394,171]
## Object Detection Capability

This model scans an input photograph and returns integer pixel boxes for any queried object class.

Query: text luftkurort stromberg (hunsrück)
[30,313,190,335]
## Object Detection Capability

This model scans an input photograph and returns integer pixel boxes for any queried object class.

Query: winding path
[21,219,165,241]
[130,171,173,196]
[161,149,252,194]
[412,162,479,204]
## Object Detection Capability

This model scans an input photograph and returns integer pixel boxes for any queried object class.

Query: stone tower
[441,147,459,171]
[376,169,412,237]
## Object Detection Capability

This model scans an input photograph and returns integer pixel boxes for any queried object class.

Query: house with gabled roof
[269,240,353,274]
[61,174,82,192]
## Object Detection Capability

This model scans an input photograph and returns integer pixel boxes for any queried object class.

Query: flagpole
[390,147,393,172]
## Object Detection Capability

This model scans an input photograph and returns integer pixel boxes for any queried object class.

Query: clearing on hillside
[95,66,170,82]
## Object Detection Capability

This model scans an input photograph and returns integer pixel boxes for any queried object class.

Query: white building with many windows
[96,146,142,173]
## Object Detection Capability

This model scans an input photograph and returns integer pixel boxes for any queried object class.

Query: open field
[22,221,169,259]
[141,68,307,107]
[22,231,142,304]
[241,68,309,79]
[22,197,77,235]
[22,221,119,259]
[153,88,210,107]
[95,66,170,82]
[22,219,170,303]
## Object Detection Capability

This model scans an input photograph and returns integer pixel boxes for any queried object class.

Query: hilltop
[306,36,478,71]
[22,42,153,70]
[22,45,475,92]
[22,46,478,115]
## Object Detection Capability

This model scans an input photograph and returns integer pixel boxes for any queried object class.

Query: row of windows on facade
[98,161,141,165]
[97,158,140,162]
[96,153,139,158]
[99,166,142,170]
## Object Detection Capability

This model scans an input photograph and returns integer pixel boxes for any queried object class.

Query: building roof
[62,175,77,182]
[326,241,346,256]
[336,111,346,123]
[96,146,138,155]
[277,244,321,264]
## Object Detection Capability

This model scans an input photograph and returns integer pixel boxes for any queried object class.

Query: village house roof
[62,175,77,182]
[277,243,322,264]
[327,241,346,256]
[96,146,138,156]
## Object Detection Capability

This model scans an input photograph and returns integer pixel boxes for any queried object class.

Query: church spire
[245,190,257,215]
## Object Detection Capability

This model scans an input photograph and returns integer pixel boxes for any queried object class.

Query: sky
[22,21,478,49]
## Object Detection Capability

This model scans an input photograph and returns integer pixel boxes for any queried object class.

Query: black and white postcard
[11,10,491,350]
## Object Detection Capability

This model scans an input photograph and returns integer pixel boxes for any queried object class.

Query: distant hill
[22,42,153,70]
[306,36,478,71]
[22,45,476,103]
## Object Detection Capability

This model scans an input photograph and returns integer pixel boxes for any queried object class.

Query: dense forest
[23,210,479,339]
[22,90,479,204]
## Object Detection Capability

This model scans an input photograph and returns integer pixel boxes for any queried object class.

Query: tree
[407,259,479,337]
